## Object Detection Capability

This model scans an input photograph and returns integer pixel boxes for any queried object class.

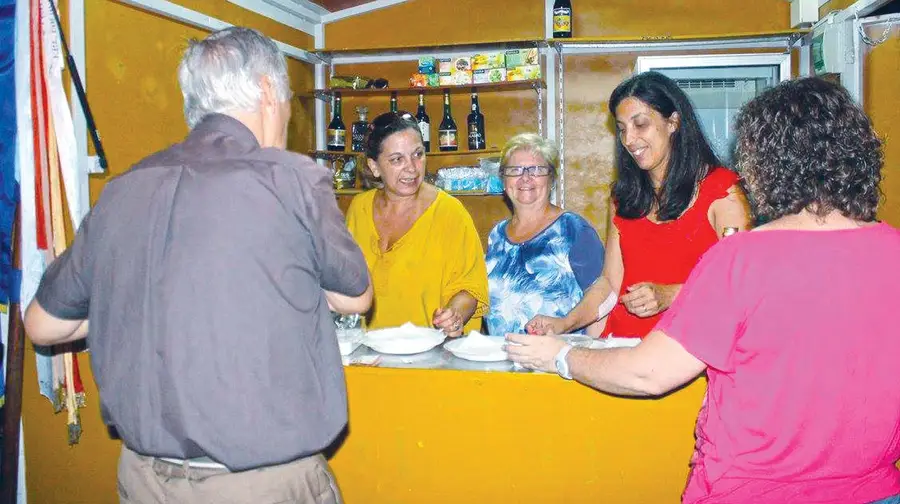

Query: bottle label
[418,121,430,143]
[351,124,367,152]
[327,129,346,147]
[439,129,458,148]
[468,122,484,149]
[553,8,571,33]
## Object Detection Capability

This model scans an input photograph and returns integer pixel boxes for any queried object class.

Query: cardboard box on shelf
[418,56,436,74]
[507,64,541,81]
[409,73,429,87]
[504,48,539,69]
[437,57,453,73]
[472,52,505,70]
[450,69,473,85]
[473,68,507,84]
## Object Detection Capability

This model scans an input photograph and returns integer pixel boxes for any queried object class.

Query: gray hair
[500,133,559,179]
[178,27,291,128]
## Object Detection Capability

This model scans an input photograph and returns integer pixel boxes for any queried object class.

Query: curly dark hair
[609,71,723,221]
[734,77,883,222]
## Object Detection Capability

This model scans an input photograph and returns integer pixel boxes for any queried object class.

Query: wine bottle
[467,91,486,150]
[390,92,398,113]
[326,92,346,152]
[552,0,573,38]
[415,93,431,152]
[351,106,369,153]
[438,90,458,152]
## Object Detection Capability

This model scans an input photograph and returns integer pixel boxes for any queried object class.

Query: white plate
[444,335,508,362]
[362,325,446,355]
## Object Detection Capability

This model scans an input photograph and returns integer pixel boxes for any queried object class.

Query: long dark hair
[609,72,722,220]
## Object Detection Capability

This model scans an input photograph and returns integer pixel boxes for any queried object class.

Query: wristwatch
[554,344,574,380]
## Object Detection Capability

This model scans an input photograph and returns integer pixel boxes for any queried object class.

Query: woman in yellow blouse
[345,112,489,337]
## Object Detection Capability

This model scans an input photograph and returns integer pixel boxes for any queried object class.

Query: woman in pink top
[507,77,900,504]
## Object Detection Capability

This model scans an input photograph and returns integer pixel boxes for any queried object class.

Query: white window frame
[634,53,792,82]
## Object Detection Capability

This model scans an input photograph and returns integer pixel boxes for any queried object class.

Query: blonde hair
[500,133,559,179]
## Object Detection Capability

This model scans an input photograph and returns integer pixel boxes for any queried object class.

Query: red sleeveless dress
[601,167,739,338]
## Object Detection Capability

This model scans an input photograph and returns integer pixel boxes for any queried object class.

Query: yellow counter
[331,366,706,503]
[21,347,705,504]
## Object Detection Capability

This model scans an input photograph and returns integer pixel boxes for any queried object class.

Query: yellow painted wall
[324,0,789,48]
[866,24,900,226]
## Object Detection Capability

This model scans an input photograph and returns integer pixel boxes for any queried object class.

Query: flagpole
[1,203,25,504]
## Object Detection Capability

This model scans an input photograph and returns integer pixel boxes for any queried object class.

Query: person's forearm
[325,281,373,315]
[567,347,660,396]
[447,290,478,323]
[24,301,89,346]
[562,278,614,333]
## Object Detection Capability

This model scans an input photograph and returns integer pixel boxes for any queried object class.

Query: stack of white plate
[362,323,447,355]
[444,331,508,362]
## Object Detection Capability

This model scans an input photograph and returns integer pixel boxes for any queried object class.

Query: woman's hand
[505,333,567,373]
[433,307,465,337]
[524,315,568,336]
[620,282,680,318]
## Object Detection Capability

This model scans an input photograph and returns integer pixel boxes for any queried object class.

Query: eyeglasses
[500,165,553,177]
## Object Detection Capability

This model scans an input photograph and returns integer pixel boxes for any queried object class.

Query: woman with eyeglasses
[526,71,751,339]
[345,111,488,337]
[484,133,604,336]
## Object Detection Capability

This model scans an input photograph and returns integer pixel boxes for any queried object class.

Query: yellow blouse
[345,189,489,332]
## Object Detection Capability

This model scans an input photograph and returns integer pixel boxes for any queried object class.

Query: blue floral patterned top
[485,212,604,336]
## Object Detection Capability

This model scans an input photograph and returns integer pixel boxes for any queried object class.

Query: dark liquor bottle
[552,0,573,38]
[351,106,369,153]
[467,91,486,150]
[390,92,398,113]
[415,93,431,152]
[326,92,346,152]
[438,90,458,152]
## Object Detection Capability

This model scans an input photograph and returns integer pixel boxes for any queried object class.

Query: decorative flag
[26,0,88,445]
[0,0,18,408]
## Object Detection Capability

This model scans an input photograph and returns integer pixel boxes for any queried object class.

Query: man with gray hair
[24,26,370,503]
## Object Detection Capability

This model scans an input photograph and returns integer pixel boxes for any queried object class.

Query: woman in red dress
[527,72,750,338]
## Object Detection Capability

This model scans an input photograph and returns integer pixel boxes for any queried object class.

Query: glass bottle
[415,93,431,152]
[552,0,573,38]
[351,106,369,153]
[438,90,458,152]
[326,92,346,152]
[389,92,398,113]
[467,91,486,150]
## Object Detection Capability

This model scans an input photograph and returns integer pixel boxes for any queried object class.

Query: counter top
[343,344,524,373]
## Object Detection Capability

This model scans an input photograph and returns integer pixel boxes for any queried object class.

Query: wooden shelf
[428,148,501,157]
[334,188,503,197]
[308,80,545,100]
[311,149,502,159]
[550,30,809,45]
[309,150,363,161]
[316,38,546,61]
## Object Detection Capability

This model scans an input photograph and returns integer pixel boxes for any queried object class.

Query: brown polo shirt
[34,114,368,471]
